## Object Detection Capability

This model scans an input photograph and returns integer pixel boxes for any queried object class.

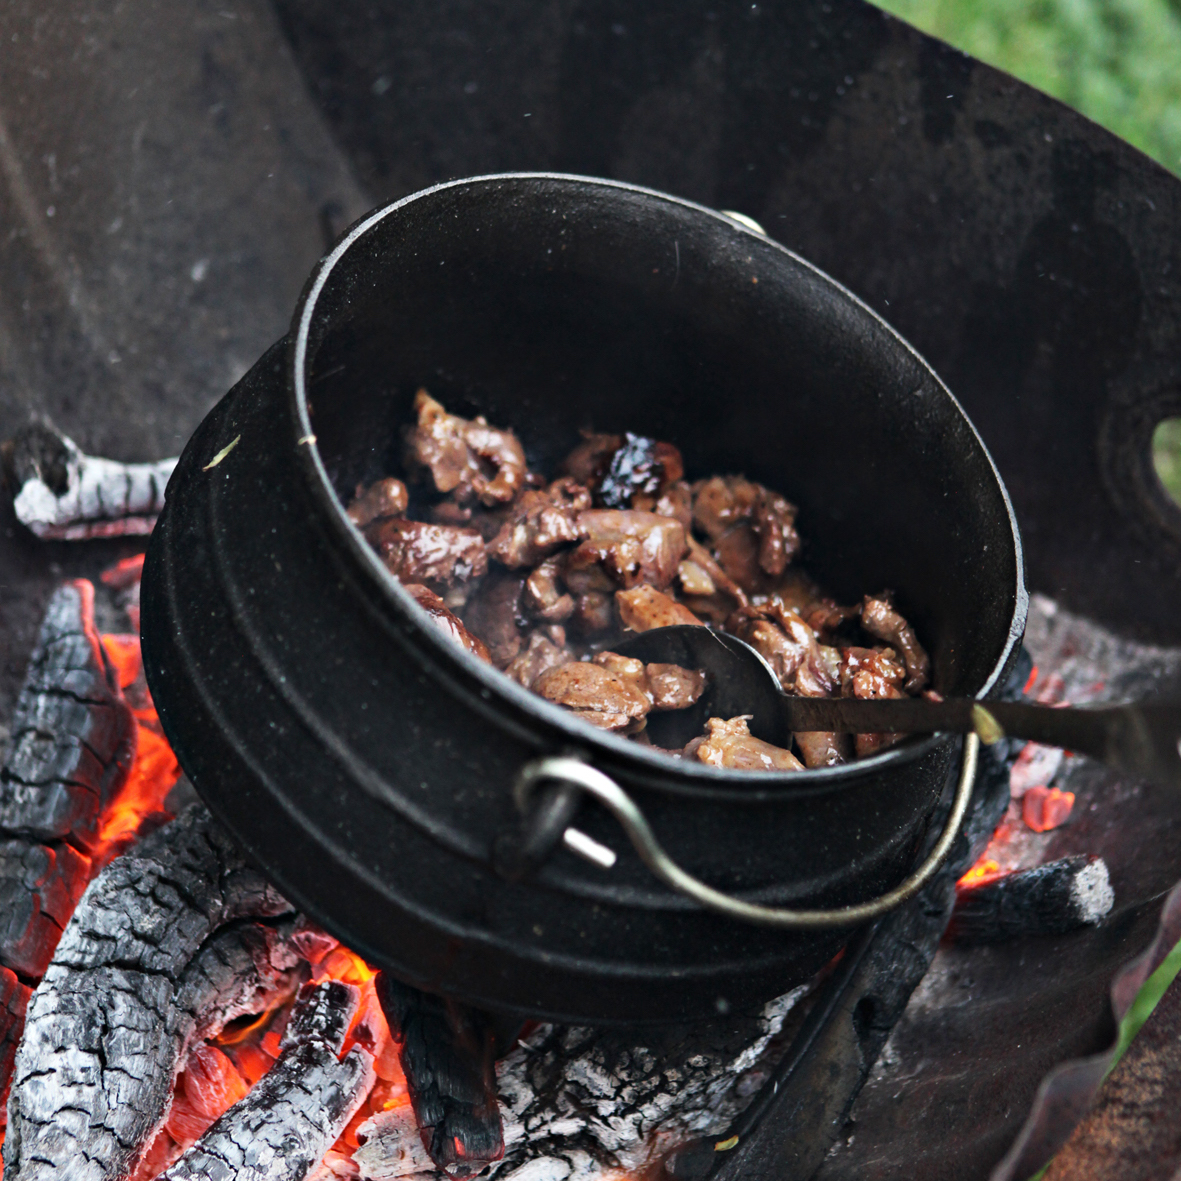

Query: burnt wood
[947,856,1114,947]
[160,980,376,1181]
[0,967,30,1131]
[0,838,89,979]
[0,580,135,850]
[376,973,505,1177]
[2,805,296,1181]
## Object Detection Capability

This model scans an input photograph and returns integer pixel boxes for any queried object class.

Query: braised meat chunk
[347,477,409,527]
[616,585,704,632]
[597,433,685,509]
[354,391,935,771]
[504,629,571,689]
[364,518,487,591]
[404,389,527,506]
[692,717,804,772]
[861,594,930,692]
[567,509,687,590]
[534,651,705,732]
[487,478,590,568]
[402,584,491,663]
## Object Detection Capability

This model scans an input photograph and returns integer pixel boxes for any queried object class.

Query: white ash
[5,420,176,540]
[354,986,808,1181]
[1070,858,1115,924]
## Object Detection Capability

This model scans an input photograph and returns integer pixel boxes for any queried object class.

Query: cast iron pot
[140,173,1027,1025]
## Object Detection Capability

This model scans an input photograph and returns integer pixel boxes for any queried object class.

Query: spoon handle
[778,697,1181,789]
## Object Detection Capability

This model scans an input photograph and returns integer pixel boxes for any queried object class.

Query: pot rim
[287,172,1028,802]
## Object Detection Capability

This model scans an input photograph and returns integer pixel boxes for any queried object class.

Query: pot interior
[297,174,1024,702]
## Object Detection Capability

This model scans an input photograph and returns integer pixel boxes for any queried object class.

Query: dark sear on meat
[347,393,932,770]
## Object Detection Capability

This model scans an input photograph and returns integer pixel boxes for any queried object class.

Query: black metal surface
[0,0,1179,1175]
[139,174,1023,1025]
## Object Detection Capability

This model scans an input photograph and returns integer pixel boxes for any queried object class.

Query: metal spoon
[615,625,1181,788]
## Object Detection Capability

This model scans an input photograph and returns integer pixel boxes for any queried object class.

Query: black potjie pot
[140,174,1026,1025]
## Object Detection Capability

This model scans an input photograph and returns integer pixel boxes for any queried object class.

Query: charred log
[160,980,376,1181]
[3,805,296,1181]
[946,855,1114,946]
[0,839,90,978]
[375,972,505,1178]
[0,580,137,850]
[2,420,177,541]
[0,966,31,1130]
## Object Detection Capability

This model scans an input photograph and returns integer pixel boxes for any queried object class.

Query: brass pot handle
[512,735,978,929]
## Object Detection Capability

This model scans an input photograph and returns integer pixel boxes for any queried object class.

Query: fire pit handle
[512,735,979,928]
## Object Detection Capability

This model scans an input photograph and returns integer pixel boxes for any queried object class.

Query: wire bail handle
[511,735,979,929]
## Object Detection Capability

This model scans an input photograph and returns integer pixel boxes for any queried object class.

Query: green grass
[869,0,1181,177]
[1155,419,1181,505]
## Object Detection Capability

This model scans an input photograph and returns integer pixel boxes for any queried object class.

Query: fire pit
[2,1,1180,1178]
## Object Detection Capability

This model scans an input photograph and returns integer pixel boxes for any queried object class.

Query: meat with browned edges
[348,390,932,770]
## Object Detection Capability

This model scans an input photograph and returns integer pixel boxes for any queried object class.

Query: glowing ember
[1022,786,1075,833]
[958,858,1002,887]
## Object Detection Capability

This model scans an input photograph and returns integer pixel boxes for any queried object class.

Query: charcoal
[3,419,177,541]
[160,980,376,1181]
[282,979,358,1053]
[3,805,297,1181]
[376,972,505,1178]
[0,838,90,978]
[0,966,31,1128]
[947,855,1114,946]
[0,581,136,848]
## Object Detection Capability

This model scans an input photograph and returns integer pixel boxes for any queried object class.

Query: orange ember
[93,633,182,870]
[1022,786,1075,833]
[958,858,1002,887]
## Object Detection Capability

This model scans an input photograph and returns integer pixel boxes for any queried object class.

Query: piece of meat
[645,663,707,711]
[728,606,837,698]
[404,390,527,506]
[677,558,716,597]
[713,523,765,592]
[427,498,513,541]
[560,431,623,488]
[693,716,804,772]
[840,645,907,757]
[347,477,409,527]
[522,556,575,621]
[860,594,930,692]
[403,584,492,663]
[752,488,800,576]
[461,571,527,666]
[693,476,800,584]
[793,730,851,768]
[364,518,487,589]
[567,509,688,590]
[685,535,748,607]
[503,630,571,688]
[533,658,652,731]
[486,477,591,568]
[692,476,763,541]
[839,645,907,699]
[572,591,615,634]
[729,606,843,765]
[616,585,705,632]
[597,433,685,508]
[635,479,693,531]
